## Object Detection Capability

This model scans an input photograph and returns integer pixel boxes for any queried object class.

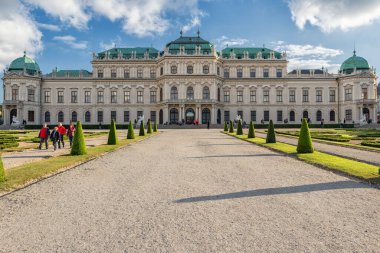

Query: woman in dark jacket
[50,127,60,151]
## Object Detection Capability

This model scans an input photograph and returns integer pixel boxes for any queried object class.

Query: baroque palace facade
[2,33,378,126]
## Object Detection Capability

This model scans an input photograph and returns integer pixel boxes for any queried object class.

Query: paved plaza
[0,129,379,252]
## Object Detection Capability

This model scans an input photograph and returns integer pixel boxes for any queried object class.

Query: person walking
[38,123,50,150]
[67,122,76,148]
[50,126,60,151]
[57,123,66,148]
[207,120,210,129]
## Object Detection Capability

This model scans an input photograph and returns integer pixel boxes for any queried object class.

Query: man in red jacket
[38,123,50,150]
[57,123,66,148]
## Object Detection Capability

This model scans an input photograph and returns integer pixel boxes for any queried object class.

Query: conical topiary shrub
[147,119,153,134]
[0,155,5,183]
[153,122,158,132]
[224,121,228,131]
[139,120,145,136]
[236,120,243,135]
[248,121,255,138]
[127,121,135,139]
[71,121,87,155]
[107,119,118,145]
[266,120,276,143]
[229,120,234,133]
[297,118,314,153]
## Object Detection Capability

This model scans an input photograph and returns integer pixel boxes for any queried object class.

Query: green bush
[127,121,135,139]
[31,137,40,143]
[0,155,4,182]
[153,122,158,132]
[361,141,380,148]
[0,142,19,149]
[107,119,118,145]
[236,120,243,135]
[147,120,153,134]
[71,121,87,155]
[297,118,314,153]
[266,120,276,143]
[139,121,145,136]
[229,120,234,133]
[224,121,228,131]
[248,121,255,138]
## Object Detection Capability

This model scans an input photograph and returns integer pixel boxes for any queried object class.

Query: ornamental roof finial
[353,41,356,56]
[197,28,200,37]
[23,50,26,57]
[180,29,183,37]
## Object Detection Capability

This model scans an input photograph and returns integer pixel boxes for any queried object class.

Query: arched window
[171,65,177,74]
[203,86,210,100]
[169,108,179,123]
[316,110,322,121]
[187,86,194,100]
[187,65,193,74]
[85,111,91,123]
[330,110,335,122]
[44,111,50,122]
[170,86,178,100]
[289,110,295,122]
[303,110,308,119]
[58,111,64,123]
[203,65,209,74]
[71,111,77,122]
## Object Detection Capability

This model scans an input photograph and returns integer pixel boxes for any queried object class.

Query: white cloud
[99,36,123,51]
[214,36,251,49]
[37,22,61,31]
[288,0,380,33]
[53,35,88,49]
[0,1,43,70]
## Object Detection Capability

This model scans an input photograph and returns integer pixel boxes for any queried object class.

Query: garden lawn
[227,133,380,185]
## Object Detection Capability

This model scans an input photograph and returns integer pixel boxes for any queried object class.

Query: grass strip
[0,134,157,192]
[227,133,380,185]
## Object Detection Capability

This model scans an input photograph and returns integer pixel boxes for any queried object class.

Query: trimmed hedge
[361,141,380,148]
[153,122,158,132]
[229,120,234,133]
[147,120,153,134]
[266,120,276,143]
[127,121,135,139]
[236,120,243,135]
[0,155,4,182]
[107,119,118,145]
[139,121,145,136]
[248,121,255,138]
[224,121,228,131]
[70,121,87,155]
[297,118,314,153]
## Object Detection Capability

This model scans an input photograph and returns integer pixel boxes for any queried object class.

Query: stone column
[211,104,215,124]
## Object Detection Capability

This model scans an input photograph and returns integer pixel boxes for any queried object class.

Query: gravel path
[255,131,380,165]
[0,129,379,252]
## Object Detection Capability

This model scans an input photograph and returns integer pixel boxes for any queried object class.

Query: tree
[236,120,243,135]
[139,120,145,136]
[107,119,118,145]
[0,155,5,182]
[297,118,314,153]
[266,120,276,143]
[229,120,234,133]
[147,119,153,134]
[153,121,158,132]
[224,121,228,131]
[127,121,135,139]
[71,121,87,155]
[248,121,255,138]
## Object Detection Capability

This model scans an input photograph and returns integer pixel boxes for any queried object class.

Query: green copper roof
[98,47,159,59]
[44,70,92,78]
[340,51,370,73]
[166,35,213,55]
[221,47,282,59]
[8,53,40,75]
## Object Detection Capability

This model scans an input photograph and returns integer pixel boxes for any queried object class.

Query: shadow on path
[175,180,367,203]
[187,154,282,159]
[187,143,252,147]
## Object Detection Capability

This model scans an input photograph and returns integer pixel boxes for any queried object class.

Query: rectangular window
[150,90,157,103]
[160,67,163,76]
[276,69,282,78]
[97,111,103,122]
[263,90,269,102]
[137,90,144,103]
[71,90,78,103]
[111,91,117,103]
[224,90,230,102]
[44,90,51,103]
[217,67,220,76]
[84,91,91,103]
[124,69,130,79]
[237,90,243,102]
[250,69,256,78]
[124,111,130,122]
[111,69,117,78]
[111,111,117,121]
[57,90,64,103]
[362,88,368,99]
[124,90,130,103]
[28,111,34,122]
[150,111,156,122]
[137,68,143,78]
[345,88,352,101]
[250,90,256,102]
[289,90,296,102]
[97,90,104,103]
[316,90,322,102]
[224,111,230,122]
[264,111,270,121]
[302,89,309,102]
[263,69,269,78]
[277,110,283,122]
[97,70,103,78]
[276,90,283,102]
[345,109,352,121]
[150,69,156,79]
[27,89,35,102]
[224,68,229,78]
[237,68,243,78]
[12,89,18,100]
[329,90,336,102]
[251,110,256,122]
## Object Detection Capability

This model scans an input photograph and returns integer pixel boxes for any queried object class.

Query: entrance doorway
[159,109,163,124]
[363,108,370,122]
[202,108,211,124]
[185,108,195,124]
[217,109,221,124]
[10,109,17,124]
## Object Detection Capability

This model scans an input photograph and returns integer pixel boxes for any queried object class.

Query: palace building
[2,33,378,126]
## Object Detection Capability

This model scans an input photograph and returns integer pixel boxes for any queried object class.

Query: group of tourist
[38,122,76,151]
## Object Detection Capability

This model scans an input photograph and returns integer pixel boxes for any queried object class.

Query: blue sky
[1,0,380,100]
